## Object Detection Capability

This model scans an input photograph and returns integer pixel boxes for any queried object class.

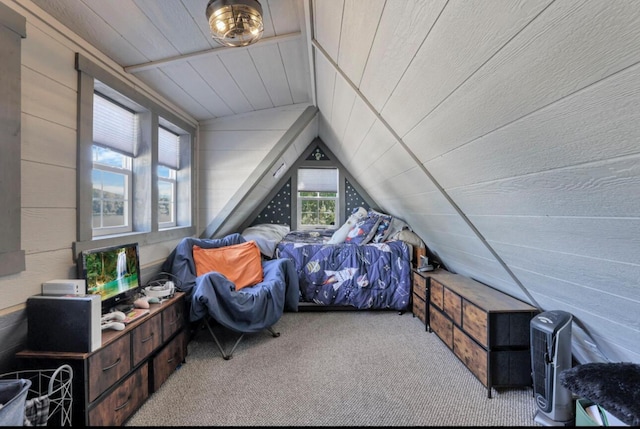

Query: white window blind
[298,168,337,192]
[158,126,179,169]
[93,93,137,156]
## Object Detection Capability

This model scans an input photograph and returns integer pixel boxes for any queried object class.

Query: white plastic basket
[0,364,72,426]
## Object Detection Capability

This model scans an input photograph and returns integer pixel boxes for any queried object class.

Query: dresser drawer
[463,301,488,347]
[132,313,163,366]
[430,279,444,309]
[162,298,185,342]
[491,350,532,386]
[429,304,453,348]
[491,312,535,347]
[412,293,426,325]
[412,272,427,302]
[153,330,187,391]
[88,334,131,402]
[443,288,462,326]
[88,363,149,426]
[453,325,487,387]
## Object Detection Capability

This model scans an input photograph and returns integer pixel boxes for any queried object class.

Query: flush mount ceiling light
[206,0,264,47]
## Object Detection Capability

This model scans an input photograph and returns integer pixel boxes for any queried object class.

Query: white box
[42,279,86,296]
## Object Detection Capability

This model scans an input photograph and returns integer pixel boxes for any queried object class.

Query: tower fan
[530,310,574,426]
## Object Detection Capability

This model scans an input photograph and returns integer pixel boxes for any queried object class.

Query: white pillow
[327,207,367,244]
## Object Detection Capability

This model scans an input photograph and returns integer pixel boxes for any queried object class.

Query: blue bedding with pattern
[275,230,411,310]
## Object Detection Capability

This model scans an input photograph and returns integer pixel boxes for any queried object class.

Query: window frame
[91,145,134,236]
[74,53,195,256]
[157,165,177,229]
[297,191,339,228]
[296,167,339,229]
[157,125,180,229]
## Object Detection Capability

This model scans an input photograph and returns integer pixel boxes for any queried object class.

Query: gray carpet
[126,310,539,426]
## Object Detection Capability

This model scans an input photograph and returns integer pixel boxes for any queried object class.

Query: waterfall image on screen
[117,249,127,289]
[84,245,139,300]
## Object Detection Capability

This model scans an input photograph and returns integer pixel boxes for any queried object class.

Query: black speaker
[27,294,101,353]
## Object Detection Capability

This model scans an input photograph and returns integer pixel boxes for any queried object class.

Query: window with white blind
[75,53,195,253]
[297,168,339,228]
[91,94,136,236]
[158,126,178,228]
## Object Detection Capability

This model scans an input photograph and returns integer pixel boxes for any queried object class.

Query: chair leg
[267,326,280,337]
[203,318,241,360]
[203,318,279,360]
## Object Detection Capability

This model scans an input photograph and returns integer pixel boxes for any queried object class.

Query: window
[92,94,137,236]
[74,53,195,254]
[158,126,179,228]
[297,168,338,228]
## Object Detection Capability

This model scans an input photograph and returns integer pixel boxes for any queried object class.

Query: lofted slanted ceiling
[30,0,640,364]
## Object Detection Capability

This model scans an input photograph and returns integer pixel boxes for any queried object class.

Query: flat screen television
[77,242,142,313]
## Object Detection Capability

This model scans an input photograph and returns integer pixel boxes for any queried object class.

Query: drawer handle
[114,396,131,411]
[141,333,155,343]
[102,357,121,371]
[169,313,182,326]
[167,357,175,363]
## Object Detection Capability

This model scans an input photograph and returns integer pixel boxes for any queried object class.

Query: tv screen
[78,242,141,312]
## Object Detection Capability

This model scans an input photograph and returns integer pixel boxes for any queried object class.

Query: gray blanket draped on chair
[162,234,299,333]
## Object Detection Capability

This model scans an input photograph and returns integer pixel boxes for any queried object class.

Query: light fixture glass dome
[206,0,264,47]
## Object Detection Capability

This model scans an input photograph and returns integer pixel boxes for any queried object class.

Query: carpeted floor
[126,310,540,426]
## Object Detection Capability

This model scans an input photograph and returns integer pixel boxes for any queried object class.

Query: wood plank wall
[0,1,195,372]
[313,0,640,363]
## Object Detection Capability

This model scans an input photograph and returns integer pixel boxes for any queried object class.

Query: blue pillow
[369,209,393,243]
[345,215,381,245]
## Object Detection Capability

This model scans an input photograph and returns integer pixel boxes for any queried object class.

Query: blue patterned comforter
[275,232,411,310]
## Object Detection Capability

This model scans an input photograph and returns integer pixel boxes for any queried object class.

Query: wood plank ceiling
[31,0,312,121]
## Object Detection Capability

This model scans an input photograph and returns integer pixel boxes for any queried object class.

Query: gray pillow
[385,217,410,239]
[241,224,290,258]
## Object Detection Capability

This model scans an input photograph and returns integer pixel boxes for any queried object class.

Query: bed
[242,208,425,312]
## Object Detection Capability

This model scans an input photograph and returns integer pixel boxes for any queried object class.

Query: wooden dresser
[16,292,188,426]
[411,269,431,332]
[428,270,538,398]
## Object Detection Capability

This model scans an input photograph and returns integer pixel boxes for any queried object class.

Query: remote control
[101,321,125,331]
